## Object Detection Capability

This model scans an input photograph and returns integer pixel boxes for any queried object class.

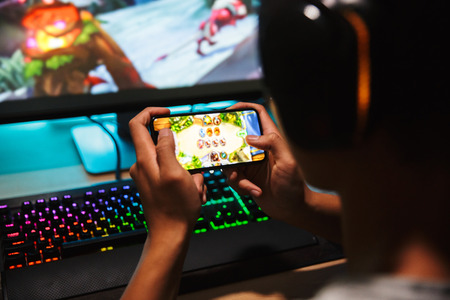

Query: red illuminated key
[42,245,60,262]
[5,252,26,269]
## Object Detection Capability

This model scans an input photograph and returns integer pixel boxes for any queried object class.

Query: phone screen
[151,109,265,171]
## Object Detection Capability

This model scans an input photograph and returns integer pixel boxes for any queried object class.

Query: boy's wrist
[147,223,193,248]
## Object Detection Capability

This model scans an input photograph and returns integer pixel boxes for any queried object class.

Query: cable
[88,116,122,181]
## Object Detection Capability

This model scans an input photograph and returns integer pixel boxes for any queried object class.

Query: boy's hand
[128,107,207,239]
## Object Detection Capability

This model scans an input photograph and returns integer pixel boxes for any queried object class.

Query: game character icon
[205,139,211,148]
[197,139,204,149]
[213,116,222,125]
[212,139,219,147]
[199,128,206,138]
[206,127,213,137]
[229,152,238,163]
[220,151,227,159]
[210,151,219,162]
[220,137,226,146]
[20,0,153,97]
[203,115,212,126]
[197,0,248,56]
[214,127,220,136]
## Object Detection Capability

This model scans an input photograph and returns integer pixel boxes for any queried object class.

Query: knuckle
[129,164,137,179]
[160,171,184,186]
[252,103,264,112]
[155,142,169,156]
[134,157,149,169]
[285,160,299,172]
[267,132,281,146]
[128,117,138,130]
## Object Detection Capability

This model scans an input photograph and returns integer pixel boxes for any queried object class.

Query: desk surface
[0,116,131,200]
[67,259,346,300]
[1,117,346,299]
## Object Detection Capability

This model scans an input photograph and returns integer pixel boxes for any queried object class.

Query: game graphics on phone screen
[0,0,261,102]
[153,110,265,170]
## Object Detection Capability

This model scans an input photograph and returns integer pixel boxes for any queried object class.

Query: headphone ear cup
[259,0,361,149]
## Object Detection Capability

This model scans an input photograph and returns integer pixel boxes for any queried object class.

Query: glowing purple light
[26,37,37,49]
[53,20,66,30]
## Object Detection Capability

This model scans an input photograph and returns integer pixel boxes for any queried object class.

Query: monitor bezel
[0,79,264,124]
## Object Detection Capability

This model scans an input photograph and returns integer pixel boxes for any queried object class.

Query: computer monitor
[0,0,263,124]
[0,0,263,173]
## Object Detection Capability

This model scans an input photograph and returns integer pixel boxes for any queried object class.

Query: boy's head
[259,0,450,190]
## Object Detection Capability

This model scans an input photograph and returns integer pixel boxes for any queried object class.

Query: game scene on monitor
[0,0,261,103]
[152,109,265,170]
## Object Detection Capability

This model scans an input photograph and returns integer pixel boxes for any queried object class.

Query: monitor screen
[0,0,262,123]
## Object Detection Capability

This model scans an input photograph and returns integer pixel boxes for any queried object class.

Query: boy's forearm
[292,185,342,244]
[121,229,191,300]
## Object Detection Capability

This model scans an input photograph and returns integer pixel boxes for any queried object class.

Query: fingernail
[250,189,261,198]
[246,135,259,142]
[159,128,171,138]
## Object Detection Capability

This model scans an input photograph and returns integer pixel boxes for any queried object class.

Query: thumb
[246,132,287,161]
[155,128,181,170]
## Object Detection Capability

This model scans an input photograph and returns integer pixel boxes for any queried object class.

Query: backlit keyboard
[0,170,269,270]
[1,170,342,300]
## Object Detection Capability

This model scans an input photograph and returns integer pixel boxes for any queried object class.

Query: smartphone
[150,108,266,172]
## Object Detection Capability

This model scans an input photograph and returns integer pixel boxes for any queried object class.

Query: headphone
[259,0,450,151]
[259,0,375,149]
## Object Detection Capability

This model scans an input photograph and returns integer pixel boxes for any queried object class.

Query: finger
[129,107,170,161]
[129,163,137,180]
[192,173,207,204]
[224,169,244,194]
[155,128,184,173]
[246,132,288,162]
[202,184,207,204]
[192,173,204,193]
[226,102,280,135]
[222,168,234,179]
[226,169,262,197]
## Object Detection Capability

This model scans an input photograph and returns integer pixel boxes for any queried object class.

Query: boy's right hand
[223,102,308,227]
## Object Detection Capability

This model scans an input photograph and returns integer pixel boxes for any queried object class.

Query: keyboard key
[35,199,47,211]
[212,214,224,227]
[93,227,105,237]
[5,252,26,269]
[82,219,96,231]
[52,234,64,246]
[26,249,42,265]
[62,194,73,206]
[36,237,50,250]
[80,230,92,240]
[42,226,53,238]
[56,224,68,236]
[21,201,33,213]
[107,225,119,235]
[194,218,208,232]
[120,223,132,232]
[65,232,78,242]
[49,196,60,209]
[0,204,9,215]
[42,245,60,262]
[26,229,39,241]
[97,188,107,197]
